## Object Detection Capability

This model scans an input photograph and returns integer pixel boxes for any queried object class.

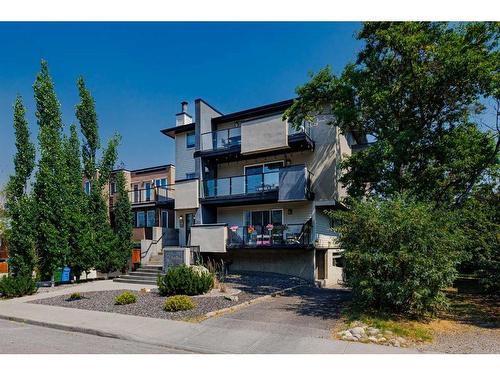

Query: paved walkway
[0,280,418,354]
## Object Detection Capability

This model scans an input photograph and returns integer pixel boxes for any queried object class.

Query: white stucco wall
[175,132,196,180]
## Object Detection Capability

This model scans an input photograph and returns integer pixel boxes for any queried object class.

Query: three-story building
[161,99,365,286]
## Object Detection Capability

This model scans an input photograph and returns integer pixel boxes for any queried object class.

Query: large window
[155,178,167,187]
[244,161,283,193]
[186,131,195,148]
[136,212,145,228]
[84,181,91,194]
[145,182,152,201]
[146,210,156,227]
[244,209,283,227]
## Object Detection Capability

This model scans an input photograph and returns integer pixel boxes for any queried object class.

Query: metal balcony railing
[201,127,241,151]
[127,186,174,204]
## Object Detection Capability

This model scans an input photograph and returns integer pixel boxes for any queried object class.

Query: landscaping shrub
[68,292,82,301]
[115,291,137,305]
[157,264,214,296]
[330,196,465,318]
[163,295,196,312]
[0,275,38,298]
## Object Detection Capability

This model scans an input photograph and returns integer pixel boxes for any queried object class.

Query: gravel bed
[422,327,500,354]
[30,272,307,321]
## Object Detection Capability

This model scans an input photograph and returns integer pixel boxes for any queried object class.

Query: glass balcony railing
[227,223,312,248]
[200,121,311,152]
[201,127,241,151]
[204,171,280,198]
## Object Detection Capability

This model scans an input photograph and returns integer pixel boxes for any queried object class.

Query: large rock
[349,327,366,336]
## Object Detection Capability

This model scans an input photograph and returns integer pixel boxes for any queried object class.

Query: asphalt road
[0,319,189,354]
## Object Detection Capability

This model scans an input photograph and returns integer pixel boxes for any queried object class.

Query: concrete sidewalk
[0,281,418,354]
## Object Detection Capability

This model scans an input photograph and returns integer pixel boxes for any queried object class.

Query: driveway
[202,286,351,339]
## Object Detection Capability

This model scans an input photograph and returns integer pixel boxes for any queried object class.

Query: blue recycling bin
[61,267,71,283]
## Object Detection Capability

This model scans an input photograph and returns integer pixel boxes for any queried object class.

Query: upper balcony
[195,121,314,162]
[114,186,175,206]
[200,164,313,206]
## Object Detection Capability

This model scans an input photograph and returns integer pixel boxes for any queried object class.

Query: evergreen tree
[76,76,120,274]
[63,124,94,280]
[33,60,69,280]
[5,96,36,277]
[112,170,133,272]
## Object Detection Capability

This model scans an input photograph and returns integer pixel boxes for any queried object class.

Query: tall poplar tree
[33,60,69,280]
[63,124,94,280]
[75,76,120,274]
[112,170,133,272]
[5,96,36,277]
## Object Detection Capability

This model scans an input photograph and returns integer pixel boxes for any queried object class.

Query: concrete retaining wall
[204,248,316,282]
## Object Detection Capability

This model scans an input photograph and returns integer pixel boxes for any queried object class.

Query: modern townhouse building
[161,99,365,286]
[84,164,176,242]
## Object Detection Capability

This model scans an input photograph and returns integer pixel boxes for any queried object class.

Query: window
[244,209,283,227]
[155,178,167,187]
[110,182,116,195]
[133,184,139,203]
[186,131,195,148]
[136,212,145,228]
[186,172,196,179]
[146,210,156,227]
[84,181,91,194]
[145,182,152,201]
[244,161,283,193]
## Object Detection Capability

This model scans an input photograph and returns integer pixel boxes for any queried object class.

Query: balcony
[128,186,174,205]
[201,164,312,206]
[227,222,312,249]
[195,122,314,162]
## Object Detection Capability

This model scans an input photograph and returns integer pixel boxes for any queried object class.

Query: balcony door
[145,182,152,201]
[244,161,283,194]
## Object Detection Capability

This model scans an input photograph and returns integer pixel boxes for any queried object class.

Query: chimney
[176,100,192,126]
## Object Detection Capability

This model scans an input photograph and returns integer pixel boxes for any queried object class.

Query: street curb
[0,313,217,354]
[203,283,308,319]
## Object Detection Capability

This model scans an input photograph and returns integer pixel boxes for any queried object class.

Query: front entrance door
[185,213,194,245]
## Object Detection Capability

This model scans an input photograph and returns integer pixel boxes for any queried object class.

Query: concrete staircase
[114,252,164,285]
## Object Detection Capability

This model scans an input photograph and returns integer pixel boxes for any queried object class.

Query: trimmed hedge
[157,265,214,296]
[163,295,196,312]
[0,275,38,298]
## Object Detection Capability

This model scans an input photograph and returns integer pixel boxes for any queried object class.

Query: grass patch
[339,304,433,343]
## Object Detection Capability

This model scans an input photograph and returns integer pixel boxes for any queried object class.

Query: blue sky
[0,22,362,187]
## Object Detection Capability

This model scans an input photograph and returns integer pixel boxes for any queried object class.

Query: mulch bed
[29,272,307,321]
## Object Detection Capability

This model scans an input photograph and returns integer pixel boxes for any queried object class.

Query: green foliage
[455,179,500,294]
[331,196,465,317]
[112,170,133,272]
[163,295,196,312]
[5,96,37,277]
[115,291,137,305]
[0,275,38,298]
[157,265,214,296]
[76,77,121,274]
[285,22,500,207]
[33,60,70,280]
[68,292,82,301]
[63,124,95,280]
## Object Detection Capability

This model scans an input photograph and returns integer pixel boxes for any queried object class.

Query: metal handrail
[140,231,165,260]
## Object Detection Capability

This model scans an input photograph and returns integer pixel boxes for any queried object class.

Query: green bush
[330,196,465,318]
[0,275,38,298]
[68,292,82,301]
[157,265,214,296]
[115,291,137,305]
[163,295,196,312]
